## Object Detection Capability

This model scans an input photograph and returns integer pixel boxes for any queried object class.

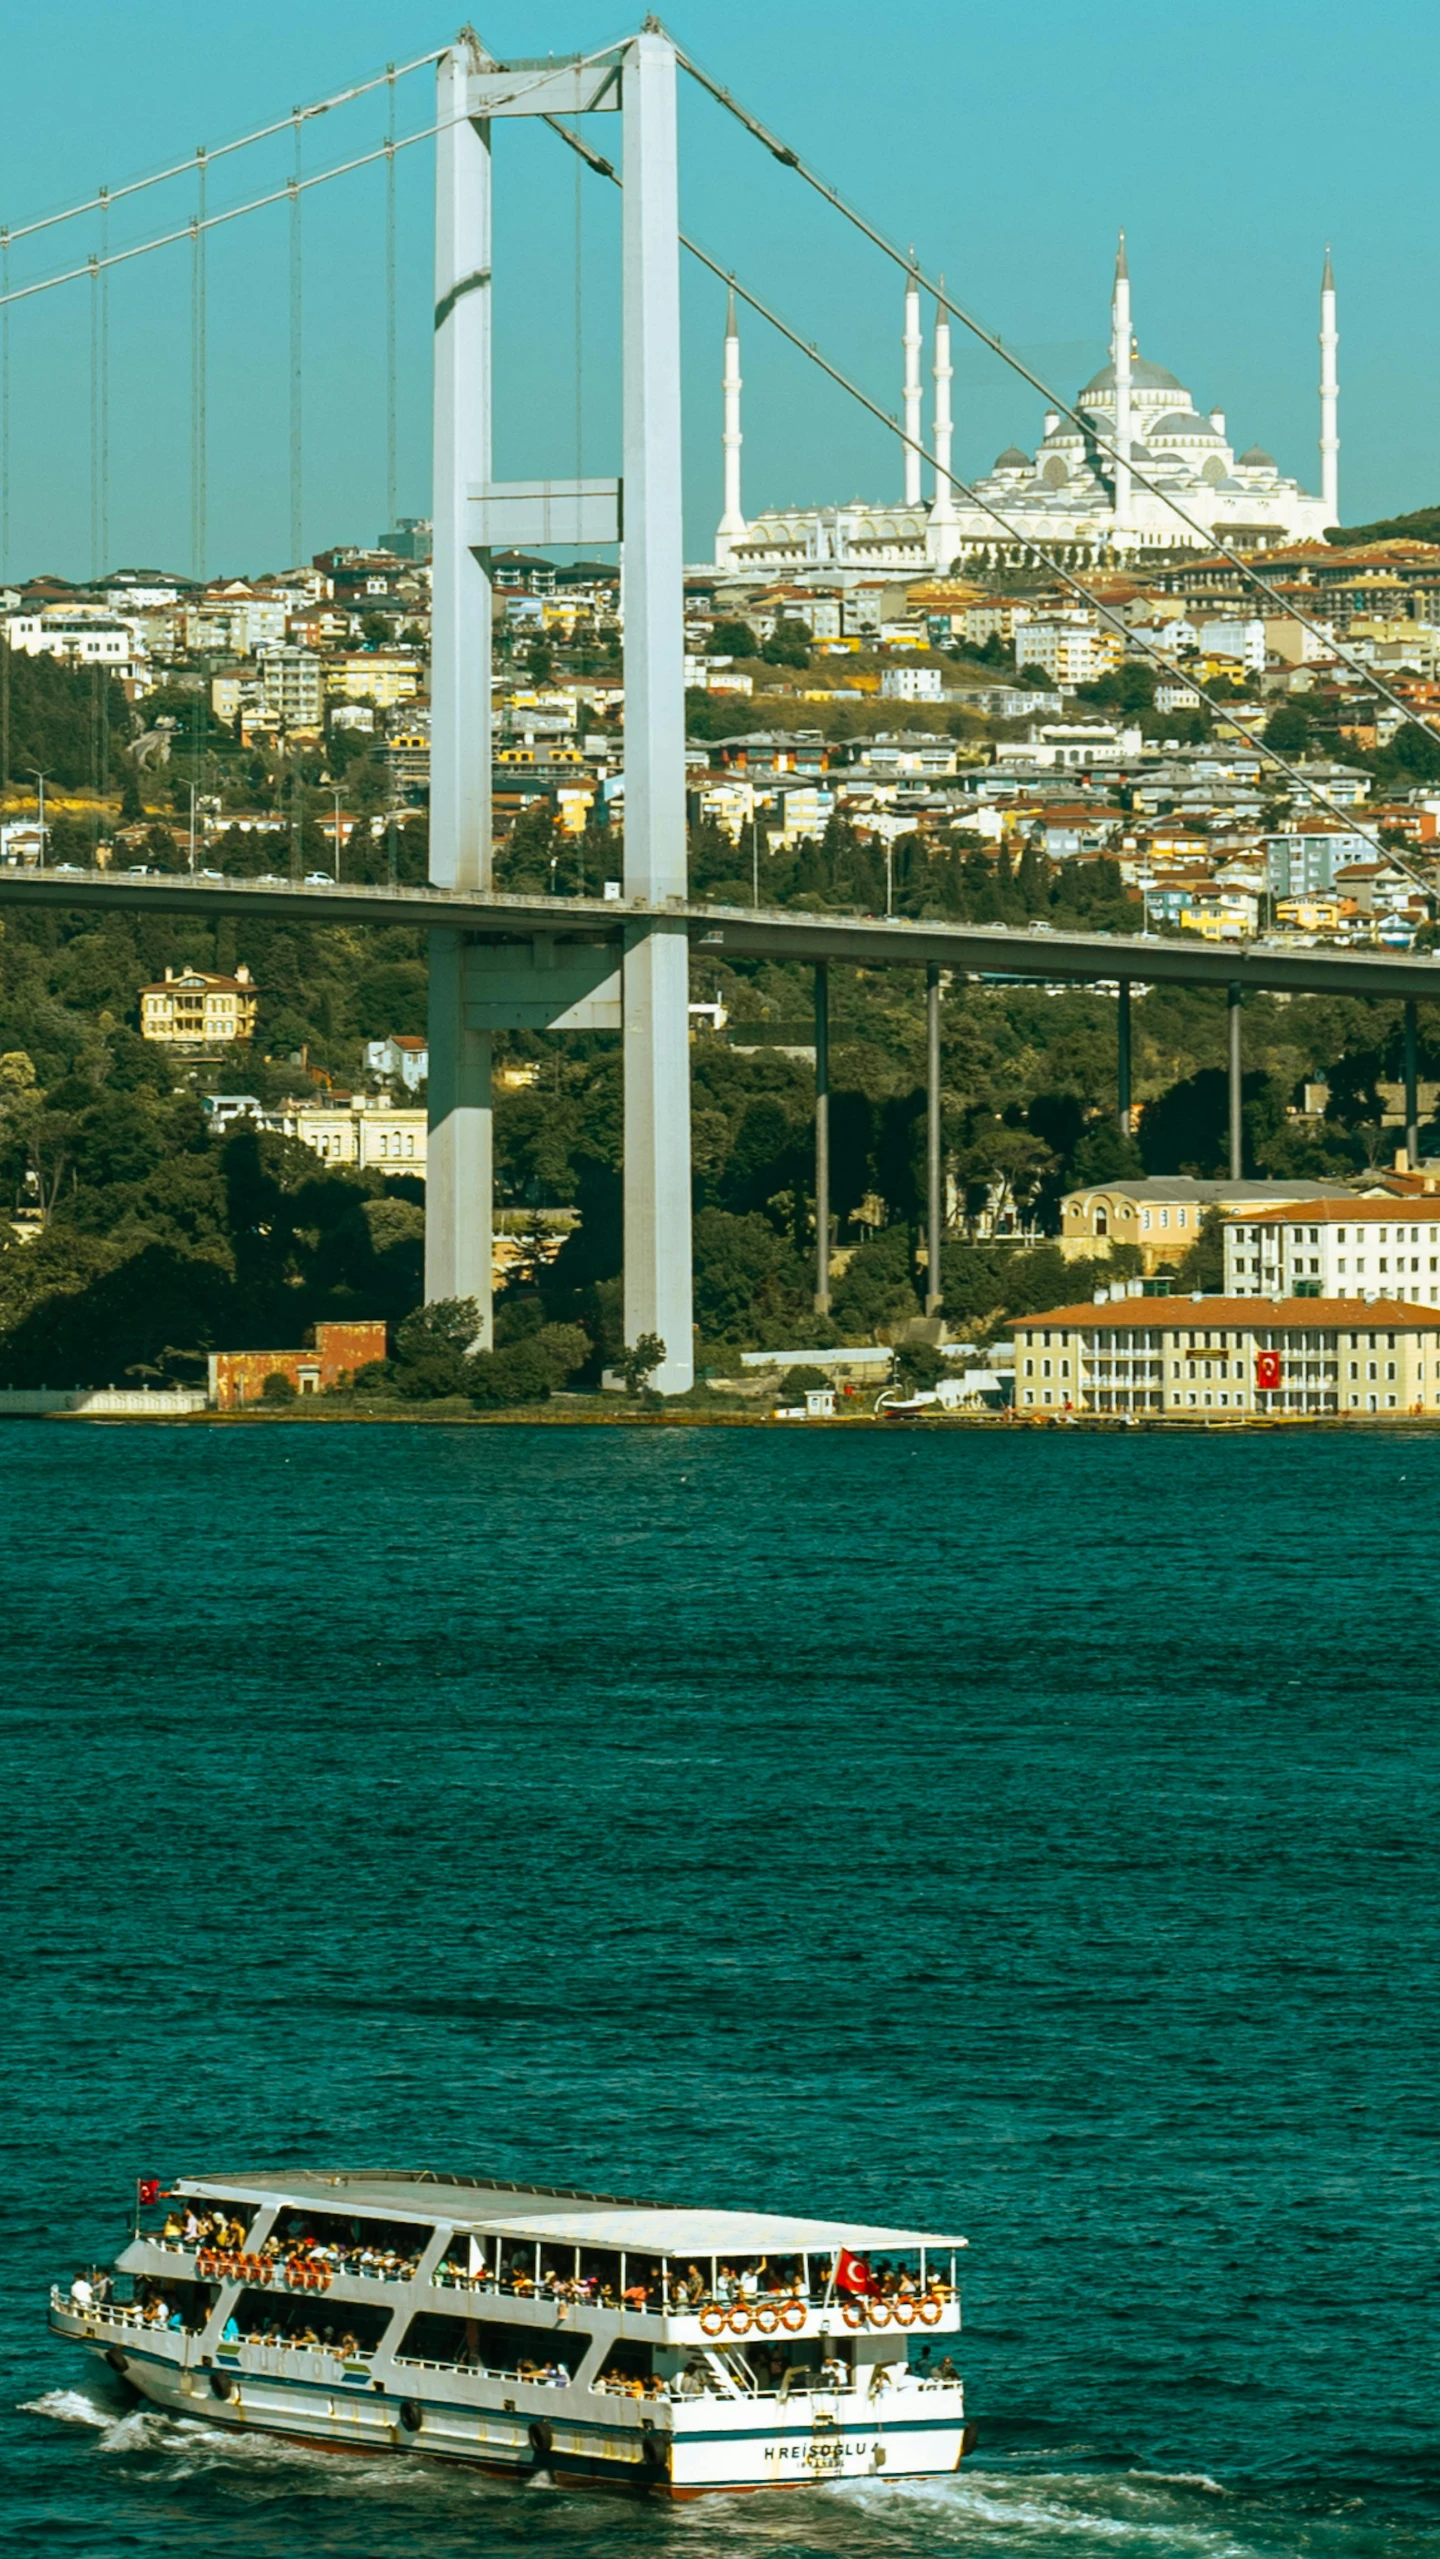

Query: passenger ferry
[49,2167,973,2496]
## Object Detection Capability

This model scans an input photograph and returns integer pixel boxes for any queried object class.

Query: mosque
[713,241,1340,575]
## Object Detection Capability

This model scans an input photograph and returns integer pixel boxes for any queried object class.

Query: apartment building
[1222,1198,1440,1303]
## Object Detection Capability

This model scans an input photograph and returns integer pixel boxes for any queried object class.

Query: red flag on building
[836,2248,878,2297]
[1255,1351,1281,1392]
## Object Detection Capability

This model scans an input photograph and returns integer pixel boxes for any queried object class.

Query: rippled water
[5,1421,1438,2556]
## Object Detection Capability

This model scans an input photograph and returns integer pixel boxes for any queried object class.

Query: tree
[779,1364,829,1400]
[261,1370,297,1404]
[621,1332,666,1394]
[393,1297,480,1398]
[894,1341,946,1394]
[1264,701,1313,757]
[710,620,759,658]
[761,618,811,670]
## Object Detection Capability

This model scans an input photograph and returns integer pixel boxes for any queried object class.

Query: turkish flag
[836,2248,878,2297]
[137,2178,161,2207]
[1255,1351,1281,1392]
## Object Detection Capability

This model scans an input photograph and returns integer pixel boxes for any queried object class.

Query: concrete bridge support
[426,38,494,1339]
[925,963,943,1315]
[813,963,830,1315]
[1228,982,1244,1182]
[424,32,693,1387]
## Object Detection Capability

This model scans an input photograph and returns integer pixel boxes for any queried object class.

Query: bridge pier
[426,38,494,1342]
[619,34,692,1391]
[814,962,830,1314]
[925,963,943,1315]
[1227,982,1243,1181]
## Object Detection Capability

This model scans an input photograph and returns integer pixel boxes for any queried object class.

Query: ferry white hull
[59,2315,971,2496]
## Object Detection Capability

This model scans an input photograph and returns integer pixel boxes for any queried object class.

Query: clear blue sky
[0,0,1432,581]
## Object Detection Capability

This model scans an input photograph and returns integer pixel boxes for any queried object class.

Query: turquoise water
[5,1421,1438,2556]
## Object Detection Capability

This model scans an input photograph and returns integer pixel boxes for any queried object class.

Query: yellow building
[323,651,421,708]
[140,964,257,1048]
[1012,1296,1438,1417]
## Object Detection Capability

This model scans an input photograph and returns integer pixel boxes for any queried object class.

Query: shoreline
[7,1404,1440,1434]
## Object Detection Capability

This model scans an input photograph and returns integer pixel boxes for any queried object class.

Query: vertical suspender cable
[289,110,302,564]
[0,228,8,587]
[89,253,100,579]
[99,192,109,575]
[574,145,583,487]
[191,150,207,581]
[385,66,397,538]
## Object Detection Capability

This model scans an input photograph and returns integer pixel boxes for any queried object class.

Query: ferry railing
[429,2271,956,2328]
[48,2290,165,2332]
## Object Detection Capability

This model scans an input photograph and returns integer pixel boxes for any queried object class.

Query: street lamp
[885,839,894,917]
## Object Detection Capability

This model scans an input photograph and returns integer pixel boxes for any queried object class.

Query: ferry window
[229,2289,395,2354]
[270,2209,434,2271]
[397,2311,591,2376]
[576,2247,623,2305]
[596,2337,653,2390]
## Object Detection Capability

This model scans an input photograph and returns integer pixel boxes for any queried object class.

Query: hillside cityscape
[4,484,1440,1419]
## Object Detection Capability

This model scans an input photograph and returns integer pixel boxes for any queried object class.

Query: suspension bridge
[2,23,1437,1390]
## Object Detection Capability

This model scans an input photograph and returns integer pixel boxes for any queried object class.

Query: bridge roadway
[3,865,1440,998]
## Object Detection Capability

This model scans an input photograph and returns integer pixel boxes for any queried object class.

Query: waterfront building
[1011,1296,1439,1416]
[278,1093,428,1173]
[1222,1198,1440,1303]
[139,964,257,1050]
[208,1319,388,1409]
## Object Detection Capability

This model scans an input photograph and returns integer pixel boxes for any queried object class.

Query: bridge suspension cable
[545,111,1431,906]
[191,153,207,580]
[385,66,398,538]
[289,112,303,564]
[672,38,1430,756]
[0,46,449,249]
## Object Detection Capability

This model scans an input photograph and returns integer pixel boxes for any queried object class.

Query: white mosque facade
[713,243,1340,576]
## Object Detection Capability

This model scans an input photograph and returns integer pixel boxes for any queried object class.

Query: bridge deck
[0,867,1436,998]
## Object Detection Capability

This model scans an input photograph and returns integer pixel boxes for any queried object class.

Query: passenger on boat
[335,2333,360,2361]
[161,2211,184,2242]
[69,2274,94,2309]
[674,2358,711,2396]
[820,2353,848,2389]
[221,2315,240,2342]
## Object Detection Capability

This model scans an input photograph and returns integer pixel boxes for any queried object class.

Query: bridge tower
[425,32,694,1390]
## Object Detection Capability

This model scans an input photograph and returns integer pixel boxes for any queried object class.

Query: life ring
[867,2300,892,2328]
[699,2305,726,2336]
[285,2258,307,2290]
[240,2255,263,2286]
[196,2251,216,2281]
[780,2299,806,2332]
[726,2305,753,2335]
[312,2261,332,2293]
[917,2295,943,2326]
[253,2257,273,2288]
[210,2369,233,2401]
[891,2298,917,2327]
[841,2299,864,2329]
[754,2302,780,2334]
[398,2398,423,2435]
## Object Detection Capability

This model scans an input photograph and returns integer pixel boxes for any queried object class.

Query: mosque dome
[1152,410,1221,436]
[1237,444,1276,467]
[1080,355,1185,396]
[992,446,1031,470]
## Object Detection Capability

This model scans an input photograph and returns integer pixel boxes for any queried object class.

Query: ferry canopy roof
[177,2171,967,2255]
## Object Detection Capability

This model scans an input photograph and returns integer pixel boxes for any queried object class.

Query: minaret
[716,284,745,565]
[1319,247,1339,523]
[1111,230,1132,546]
[929,280,956,558]
[903,259,923,507]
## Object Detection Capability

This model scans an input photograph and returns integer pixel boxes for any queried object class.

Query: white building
[257,647,323,730]
[1223,1200,1440,1304]
[4,606,140,676]
[715,243,1337,575]
[881,663,945,699]
[1015,613,1126,689]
